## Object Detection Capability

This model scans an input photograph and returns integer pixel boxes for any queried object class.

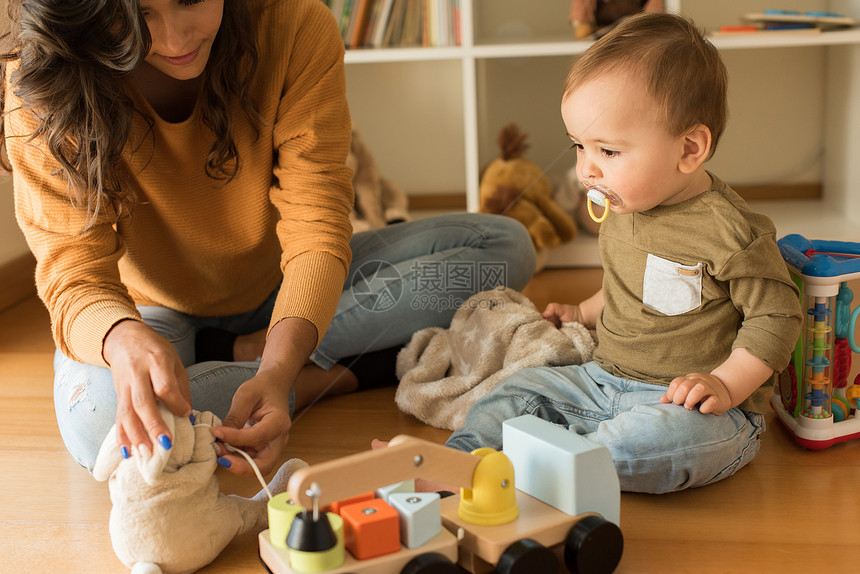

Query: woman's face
[139,0,225,81]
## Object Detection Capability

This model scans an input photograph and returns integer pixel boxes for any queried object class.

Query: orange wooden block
[340,498,401,560]
[327,491,375,515]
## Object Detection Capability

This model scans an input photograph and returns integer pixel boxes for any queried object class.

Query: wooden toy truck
[259,415,624,574]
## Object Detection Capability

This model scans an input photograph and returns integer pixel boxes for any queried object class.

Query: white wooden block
[502,414,621,525]
[389,492,442,549]
[375,479,415,503]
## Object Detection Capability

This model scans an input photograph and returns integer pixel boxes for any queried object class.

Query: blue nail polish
[189,413,196,424]
[120,445,130,459]
[217,457,231,468]
[158,434,172,450]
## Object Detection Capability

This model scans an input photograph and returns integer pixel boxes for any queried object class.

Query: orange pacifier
[585,185,621,223]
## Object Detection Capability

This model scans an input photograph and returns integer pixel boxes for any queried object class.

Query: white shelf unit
[343,1,860,267]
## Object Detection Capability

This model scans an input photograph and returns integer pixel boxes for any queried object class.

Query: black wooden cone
[286,510,337,552]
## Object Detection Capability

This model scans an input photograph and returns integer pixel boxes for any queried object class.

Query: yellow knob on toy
[458,447,518,526]
[586,189,611,223]
[267,493,303,549]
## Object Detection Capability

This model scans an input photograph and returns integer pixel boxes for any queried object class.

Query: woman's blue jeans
[445,362,766,494]
[54,213,536,471]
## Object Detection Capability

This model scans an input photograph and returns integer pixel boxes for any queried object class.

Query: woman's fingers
[115,384,155,455]
[112,346,189,456]
[212,409,291,477]
[105,321,194,457]
[216,433,287,476]
[150,358,192,418]
[130,372,173,450]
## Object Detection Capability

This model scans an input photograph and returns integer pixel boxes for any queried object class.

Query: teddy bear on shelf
[569,0,665,39]
[93,403,308,574]
[348,123,411,234]
[479,124,577,269]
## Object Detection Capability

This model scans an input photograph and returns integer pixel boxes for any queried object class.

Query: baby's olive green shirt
[592,174,802,413]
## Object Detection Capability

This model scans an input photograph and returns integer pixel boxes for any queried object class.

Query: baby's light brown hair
[563,12,727,158]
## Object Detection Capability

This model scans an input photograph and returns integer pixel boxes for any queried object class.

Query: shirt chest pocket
[642,253,703,316]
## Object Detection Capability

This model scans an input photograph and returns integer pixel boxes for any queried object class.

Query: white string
[222,443,273,500]
[193,423,272,500]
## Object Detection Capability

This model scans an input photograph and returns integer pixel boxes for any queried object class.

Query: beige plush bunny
[93,404,307,574]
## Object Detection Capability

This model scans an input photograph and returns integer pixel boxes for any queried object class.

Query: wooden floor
[1,267,858,573]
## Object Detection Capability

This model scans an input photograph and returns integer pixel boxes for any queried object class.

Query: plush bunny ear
[93,424,122,482]
[135,402,176,485]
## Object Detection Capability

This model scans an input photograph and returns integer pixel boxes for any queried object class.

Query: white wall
[346,60,466,196]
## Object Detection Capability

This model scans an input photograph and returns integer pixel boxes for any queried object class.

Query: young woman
[1,0,535,476]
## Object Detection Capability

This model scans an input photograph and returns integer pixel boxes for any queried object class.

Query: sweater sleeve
[267,1,354,347]
[5,79,141,367]
[721,234,803,372]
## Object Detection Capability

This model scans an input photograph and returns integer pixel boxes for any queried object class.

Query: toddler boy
[445,12,802,493]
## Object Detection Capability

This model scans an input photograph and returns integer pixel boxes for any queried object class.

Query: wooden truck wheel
[563,515,623,574]
[400,552,460,574]
[494,538,558,574]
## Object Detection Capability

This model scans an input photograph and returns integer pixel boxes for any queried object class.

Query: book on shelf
[370,0,396,47]
[323,0,461,49]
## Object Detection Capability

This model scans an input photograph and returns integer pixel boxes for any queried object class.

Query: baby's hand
[660,373,732,415]
[542,302,583,328]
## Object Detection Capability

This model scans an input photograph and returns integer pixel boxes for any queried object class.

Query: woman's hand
[212,317,318,476]
[103,319,192,458]
[210,370,293,476]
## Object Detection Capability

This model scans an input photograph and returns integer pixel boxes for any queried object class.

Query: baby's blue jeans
[53,213,536,471]
[445,361,766,494]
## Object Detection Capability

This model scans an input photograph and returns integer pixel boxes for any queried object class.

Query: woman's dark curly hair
[0,0,259,227]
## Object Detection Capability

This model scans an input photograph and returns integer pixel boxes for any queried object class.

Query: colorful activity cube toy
[772,235,860,449]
